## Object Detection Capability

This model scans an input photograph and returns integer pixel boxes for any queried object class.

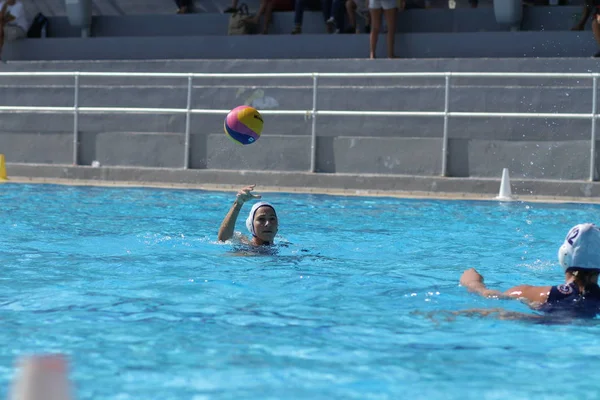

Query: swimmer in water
[217,185,278,247]
[460,223,600,319]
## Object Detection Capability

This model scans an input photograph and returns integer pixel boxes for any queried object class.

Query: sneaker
[326,21,335,33]
[291,25,302,34]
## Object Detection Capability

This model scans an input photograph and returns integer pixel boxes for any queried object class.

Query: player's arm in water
[217,185,261,242]
[460,268,551,305]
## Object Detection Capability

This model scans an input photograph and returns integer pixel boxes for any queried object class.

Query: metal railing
[0,71,598,180]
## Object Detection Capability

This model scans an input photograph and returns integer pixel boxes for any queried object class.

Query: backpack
[27,12,49,38]
[227,4,258,35]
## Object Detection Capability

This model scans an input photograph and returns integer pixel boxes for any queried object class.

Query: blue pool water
[2,183,600,400]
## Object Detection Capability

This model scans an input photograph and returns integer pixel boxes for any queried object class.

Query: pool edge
[4,164,600,204]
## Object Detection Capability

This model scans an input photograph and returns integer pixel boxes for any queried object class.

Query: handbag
[227,3,258,35]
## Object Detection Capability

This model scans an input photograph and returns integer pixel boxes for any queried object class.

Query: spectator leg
[383,7,396,58]
[253,1,267,19]
[369,7,382,58]
[293,0,305,33]
[594,15,600,49]
[261,0,275,33]
[322,0,332,20]
[333,0,346,32]
[322,0,335,32]
[0,24,5,58]
[175,0,191,13]
[346,0,356,32]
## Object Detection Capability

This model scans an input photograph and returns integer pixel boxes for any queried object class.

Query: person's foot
[291,25,302,34]
[326,17,335,33]
[594,50,600,58]
[369,52,376,59]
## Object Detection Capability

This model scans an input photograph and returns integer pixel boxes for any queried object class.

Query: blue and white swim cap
[245,201,276,237]
[558,223,600,270]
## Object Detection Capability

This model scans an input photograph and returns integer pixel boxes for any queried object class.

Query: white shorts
[3,25,26,41]
[368,0,396,9]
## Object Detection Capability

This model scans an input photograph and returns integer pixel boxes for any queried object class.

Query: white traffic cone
[496,168,515,201]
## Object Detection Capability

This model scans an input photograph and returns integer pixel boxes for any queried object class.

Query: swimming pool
[2,183,600,400]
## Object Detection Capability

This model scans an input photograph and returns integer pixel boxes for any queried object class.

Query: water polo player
[460,223,600,318]
[218,184,279,246]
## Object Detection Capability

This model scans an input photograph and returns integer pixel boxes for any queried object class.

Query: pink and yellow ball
[224,106,263,145]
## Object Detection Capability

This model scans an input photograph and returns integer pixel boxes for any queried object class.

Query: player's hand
[235,184,262,205]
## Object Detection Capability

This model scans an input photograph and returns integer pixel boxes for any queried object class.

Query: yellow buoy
[0,154,7,181]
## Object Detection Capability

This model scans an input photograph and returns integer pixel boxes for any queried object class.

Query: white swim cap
[245,201,276,236]
[558,223,600,270]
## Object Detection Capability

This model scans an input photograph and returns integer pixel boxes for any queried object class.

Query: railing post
[72,72,80,166]
[441,73,451,177]
[591,75,598,181]
[310,74,319,173]
[184,75,193,170]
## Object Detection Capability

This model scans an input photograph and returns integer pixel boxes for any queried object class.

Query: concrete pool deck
[4,163,600,204]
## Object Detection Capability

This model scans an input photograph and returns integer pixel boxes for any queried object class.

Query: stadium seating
[4,3,597,60]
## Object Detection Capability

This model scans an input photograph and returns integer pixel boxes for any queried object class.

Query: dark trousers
[175,0,191,8]
[332,0,346,30]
